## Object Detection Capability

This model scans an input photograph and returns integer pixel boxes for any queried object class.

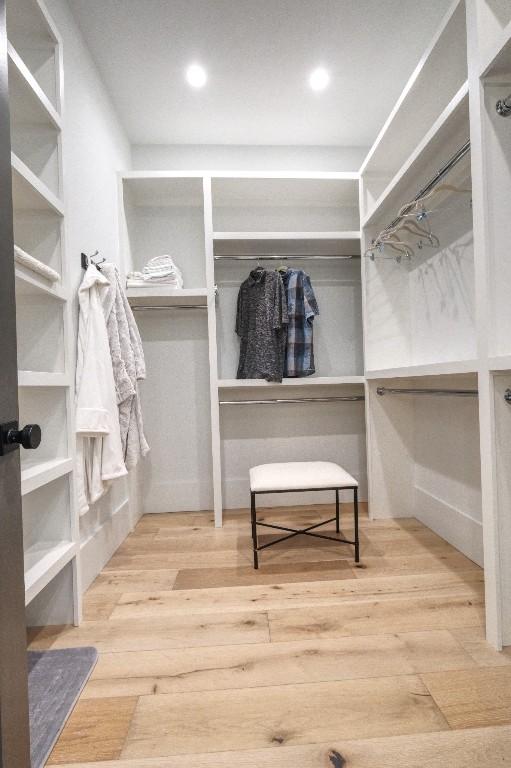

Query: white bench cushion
[249,461,358,493]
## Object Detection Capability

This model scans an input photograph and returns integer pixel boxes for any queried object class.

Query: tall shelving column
[203,176,223,526]
[466,0,511,649]
[359,2,484,559]
[7,0,80,625]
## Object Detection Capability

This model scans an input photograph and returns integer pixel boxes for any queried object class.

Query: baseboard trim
[414,485,483,566]
[80,498,132,591]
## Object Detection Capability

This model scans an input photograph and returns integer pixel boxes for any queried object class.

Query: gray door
[0,0,31,763]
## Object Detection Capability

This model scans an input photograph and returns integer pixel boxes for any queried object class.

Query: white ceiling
[69,0,452,147]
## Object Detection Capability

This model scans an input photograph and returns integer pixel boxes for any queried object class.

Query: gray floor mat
[28,646,98,768]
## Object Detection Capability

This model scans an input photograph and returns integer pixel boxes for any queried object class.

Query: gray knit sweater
[236,268,288,382]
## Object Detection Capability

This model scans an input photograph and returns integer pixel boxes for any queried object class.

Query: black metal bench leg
[354,487,360,563]
[335,489,340,533]
[251,491,259,569]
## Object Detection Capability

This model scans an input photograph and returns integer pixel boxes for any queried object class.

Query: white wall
[132,144,367,172]
[45,0,136,590]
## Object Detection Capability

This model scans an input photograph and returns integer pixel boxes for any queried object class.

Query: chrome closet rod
[380,139,471,235]
[131,305,208,311]
[376,387,478,397]
[220,395,365,405]
[214,254,357,261]
[496,95,511,117]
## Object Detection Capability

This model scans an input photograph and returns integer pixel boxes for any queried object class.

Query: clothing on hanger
[236,267,288,382]
[281,268,319,377]
[75,264,128,516]
[101,262,150,469]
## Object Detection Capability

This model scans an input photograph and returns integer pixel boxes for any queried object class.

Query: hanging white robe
[75,265,127,515]
[101,262,149,470]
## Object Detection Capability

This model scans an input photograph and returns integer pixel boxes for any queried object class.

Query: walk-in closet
[2,1,511,766]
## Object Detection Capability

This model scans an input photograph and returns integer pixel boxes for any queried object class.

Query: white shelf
[213,231,360,240]
[122,170,359,180]
[15,261,65,301]
[11,152,64,215]
[365,359,479,380]
[362,82,469,228]
[479,18,511,77]
[8,43,61,129]
[359,0,466,180]
[489,355,511,372]
[126,286,209,307]
[213,231,361,258]
[18,371,70,387]
[21,457,73,496]
[24,540,76,605]
[218,376,365,388]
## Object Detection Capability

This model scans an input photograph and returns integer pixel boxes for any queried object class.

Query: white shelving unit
[360,0,480,557]
[465,0,511,649]
[119,171,365,527]
[356,0,511,650]
[7,0,80,626]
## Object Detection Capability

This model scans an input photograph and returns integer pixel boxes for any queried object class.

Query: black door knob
[7,424,42,450]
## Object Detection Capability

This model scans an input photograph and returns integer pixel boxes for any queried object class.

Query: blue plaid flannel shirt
[282,269,319,377]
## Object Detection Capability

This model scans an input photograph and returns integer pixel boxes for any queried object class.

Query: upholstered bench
[249,461,360,569]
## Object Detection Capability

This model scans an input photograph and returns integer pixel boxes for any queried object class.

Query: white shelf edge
[121,170,360,181]
[218,376,365,388]
[488,355,511,372]
[126,287,209,307]
[25,540,76,605]
[8,43,62,129]
[18,371,70,387]
[15,262,66,301]
[11,152,64,215]
[479,18,511,78]
[361,81,469,228]
[213,231,361,241]
[21,457,73,496]
[359,0,463,176]
[365,359,479,380]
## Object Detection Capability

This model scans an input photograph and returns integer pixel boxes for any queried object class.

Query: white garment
[101,263,149,470]
[75,265,127,515]
[126,255,184,288]
[14,245,60,283]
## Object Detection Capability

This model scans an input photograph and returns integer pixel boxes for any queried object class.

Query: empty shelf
[8,43,61,129]
[21,457,73,495]
[11,152,64,215]
[365,360,478,379]
[24,540,76,605]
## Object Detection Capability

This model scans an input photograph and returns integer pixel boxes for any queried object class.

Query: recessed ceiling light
[309,67,330,91]
[186,63,207,88]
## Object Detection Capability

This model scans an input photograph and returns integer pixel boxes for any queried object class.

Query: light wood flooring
[28,503,511,767]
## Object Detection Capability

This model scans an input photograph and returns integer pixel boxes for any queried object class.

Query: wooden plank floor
[27,503,511,767]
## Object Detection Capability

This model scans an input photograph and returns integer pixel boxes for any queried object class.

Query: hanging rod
[376,386,478,398]
[496,95,511,117]
[214,254,357,261]
[219,395,365,405]
[380,139,471,236]
[131,304,208,311]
